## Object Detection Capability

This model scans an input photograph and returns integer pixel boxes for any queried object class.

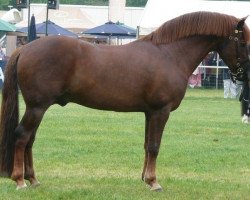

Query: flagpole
[27,0,31,41]
[45,0,49,36]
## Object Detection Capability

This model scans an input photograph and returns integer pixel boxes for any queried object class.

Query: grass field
[0,89,249,200]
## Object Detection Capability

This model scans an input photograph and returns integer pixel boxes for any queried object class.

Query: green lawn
[0,89,249,200]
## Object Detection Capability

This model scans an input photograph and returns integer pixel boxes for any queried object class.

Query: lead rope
[247,67,250,118]
[248,88,250,117]
[234,29,250,118]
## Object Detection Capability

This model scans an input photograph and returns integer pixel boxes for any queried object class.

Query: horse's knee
[15,125,25,138]
[14,125,30,147]
[147,143,159,156]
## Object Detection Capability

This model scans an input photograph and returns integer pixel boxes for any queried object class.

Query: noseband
[228,29,250,83]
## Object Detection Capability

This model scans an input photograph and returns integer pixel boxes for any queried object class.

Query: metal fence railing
[188,65,229,89]
[198,65,229,89]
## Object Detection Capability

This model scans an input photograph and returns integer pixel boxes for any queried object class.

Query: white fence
[198,65,229,89]
[188,65,229,89]
[188,64,242,98]
[187,51,233,89]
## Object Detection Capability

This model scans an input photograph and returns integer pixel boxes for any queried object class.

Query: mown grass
[0,89,249,200]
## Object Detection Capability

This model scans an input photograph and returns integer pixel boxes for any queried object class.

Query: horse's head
[217,17,250,83]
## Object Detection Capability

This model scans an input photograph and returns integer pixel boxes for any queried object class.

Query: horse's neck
[159,36,217,77]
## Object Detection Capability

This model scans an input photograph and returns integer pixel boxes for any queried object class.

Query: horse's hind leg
[11,106,46,189]
[24,129,40,187]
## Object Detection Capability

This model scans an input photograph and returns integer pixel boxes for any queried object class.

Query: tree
[0,0,12,10]
[126,0,147,7]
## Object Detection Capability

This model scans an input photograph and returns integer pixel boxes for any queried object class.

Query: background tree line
[0,0,148,10]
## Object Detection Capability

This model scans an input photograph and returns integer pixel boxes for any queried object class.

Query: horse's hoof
[151,187,163,192]
[30,181,40,188]
[150,183,163,192]
[145,182,163,192]
[16,183,27,190]
[242,115,249,124]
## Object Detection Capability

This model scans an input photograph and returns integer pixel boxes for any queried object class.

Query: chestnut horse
[1,11,250,191]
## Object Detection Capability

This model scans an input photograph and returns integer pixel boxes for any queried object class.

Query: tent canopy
[83,21,136,38]
[0,19,16,32]
[17,20,77,37]
[16,5,96,32]
[140,0,250,35]
[1,9,22,23]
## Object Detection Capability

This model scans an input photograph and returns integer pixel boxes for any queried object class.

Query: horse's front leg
[141,113,150,181]
[143,107,170,191]
[11,107,45,189]
[241,82,249,123]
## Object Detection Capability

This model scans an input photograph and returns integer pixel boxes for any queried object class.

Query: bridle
[228,28,250,83]
[227,26,250,117]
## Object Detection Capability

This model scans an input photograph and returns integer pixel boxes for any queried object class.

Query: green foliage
[0,0,13,10]
[126,0,147,7]
[31,0,109,5]
[0,89,249,199]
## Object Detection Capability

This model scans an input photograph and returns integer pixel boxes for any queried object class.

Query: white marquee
[139,0,250,35]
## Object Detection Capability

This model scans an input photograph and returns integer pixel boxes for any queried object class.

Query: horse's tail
[0,48,21,177]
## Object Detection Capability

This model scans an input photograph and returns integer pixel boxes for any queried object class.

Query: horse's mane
[140,11,250,45]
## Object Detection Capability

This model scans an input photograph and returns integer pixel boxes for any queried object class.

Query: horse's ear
[237,16,248,30]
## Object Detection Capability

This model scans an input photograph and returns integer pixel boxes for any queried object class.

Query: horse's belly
[67,88,147,112]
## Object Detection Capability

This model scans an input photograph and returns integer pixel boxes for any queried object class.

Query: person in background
[0,47,5,60]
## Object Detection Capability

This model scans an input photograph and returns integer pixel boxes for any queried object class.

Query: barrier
[198,65,229,89]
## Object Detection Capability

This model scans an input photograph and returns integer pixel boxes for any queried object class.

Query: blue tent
[82,21,136,38]
[17,20,77,38]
